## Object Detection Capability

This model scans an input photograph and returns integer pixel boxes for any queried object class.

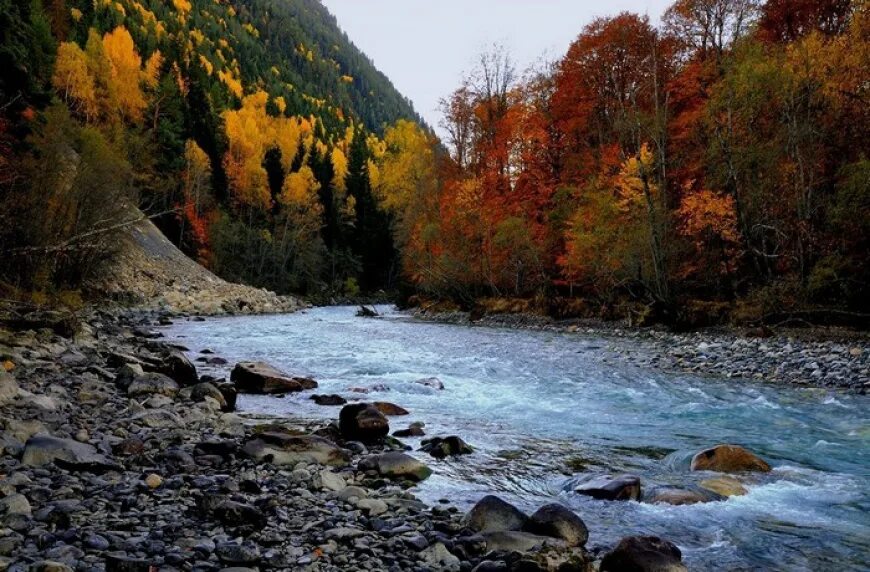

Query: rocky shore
[412,310,870,393]
[0,308,707,572]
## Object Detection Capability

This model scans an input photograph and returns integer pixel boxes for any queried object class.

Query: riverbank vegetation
[1,0,867,327]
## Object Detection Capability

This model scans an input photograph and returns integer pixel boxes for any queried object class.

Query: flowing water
[166,306,869,571]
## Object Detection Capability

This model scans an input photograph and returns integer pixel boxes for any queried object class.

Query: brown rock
[373,401,409,416]
[231,361,317,394]
[690,444,771,473]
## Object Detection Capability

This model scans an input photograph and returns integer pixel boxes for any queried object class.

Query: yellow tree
[53,42,98,120]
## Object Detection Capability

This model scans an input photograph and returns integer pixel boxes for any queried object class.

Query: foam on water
[166,306,870,570]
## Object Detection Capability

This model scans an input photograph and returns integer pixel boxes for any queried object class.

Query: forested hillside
[0,0,421,301]
[390,0,868,326]
[1,0,867,327]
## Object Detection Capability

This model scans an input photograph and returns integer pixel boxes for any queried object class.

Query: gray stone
[464,495,528,533]
[21,435,121,472]
[242,433,350,467]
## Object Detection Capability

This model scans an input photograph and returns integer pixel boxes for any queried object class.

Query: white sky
[321,0,674,134]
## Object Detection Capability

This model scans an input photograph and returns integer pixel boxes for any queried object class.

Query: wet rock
[575,474,641,501]
[160,350,198,386]
[127,372,179,398]
[339,403,389,442]
[359,451,432,482]
[699,476,748,497]
[600,535,687,572]
[231,361,317,394]
[420,435,473,459]
[310,394,347,406]
[416,377,445,390]
[690,444,771,473]
[373,401,409,416]
[22,435,122,473]
[643,486,724,505]
[394,422,426,438]
[524,503,588,547]
[464,495,528,533]
[190,381,228,409]
[242,432,350,467]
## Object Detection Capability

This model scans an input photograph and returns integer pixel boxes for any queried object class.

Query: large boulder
[600,536,687,572]
[127,373,179,398]
[359,451,432,482]
[690,444,771,473]
[22,435,122,473]
[524,503,588,547]
[242,432,350,467]
[160,350,198,386]
[339,403,389,442]
[575,474,641,501]
[231,362,317,394]
[464,495,528,533]
[420,435,473,459]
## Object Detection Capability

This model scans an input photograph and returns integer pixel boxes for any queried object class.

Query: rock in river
[231,361,317,394]
[159,350,198,386]
[524,503,588,547]
[420,435,473,458]
[690,444,771,473]
[242,432,350,467]
[643,486,724,506]
[600,535,687,572]
[372,401,409,416]
[339,403,389,442]
[575,474,641,501]
[699,476,748,497]
[464,495,528,533]
[310,394,347,406]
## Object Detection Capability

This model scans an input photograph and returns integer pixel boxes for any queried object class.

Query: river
[166,305,869,570]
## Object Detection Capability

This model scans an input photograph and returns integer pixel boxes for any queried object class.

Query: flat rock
[231,361,317,394]
[310,394,347,406]
[242,432,350,467]
[359,451,432,482]
[643,486,725,506]
[373,401,409,416]
[22,435,121,473]
[482,530,565,553]
[690,444,771,473]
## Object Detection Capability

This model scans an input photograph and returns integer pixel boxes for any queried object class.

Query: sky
[321,0,674,134]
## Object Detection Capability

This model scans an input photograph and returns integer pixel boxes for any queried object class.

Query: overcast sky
[321,0,673,134]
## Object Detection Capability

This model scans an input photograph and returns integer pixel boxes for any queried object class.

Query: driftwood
[764,309,870,329]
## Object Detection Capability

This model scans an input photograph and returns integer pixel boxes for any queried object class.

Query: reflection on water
[166,306,870,570]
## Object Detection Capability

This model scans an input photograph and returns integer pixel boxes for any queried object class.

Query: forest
[1,0,868,326]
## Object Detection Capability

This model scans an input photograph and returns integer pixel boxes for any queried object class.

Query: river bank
[0,307,702,572]
[412,309,870,393]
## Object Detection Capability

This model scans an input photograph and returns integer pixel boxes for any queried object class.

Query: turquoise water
[167,306,870,571]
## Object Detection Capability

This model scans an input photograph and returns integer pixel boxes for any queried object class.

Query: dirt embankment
[88,211,304,315]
